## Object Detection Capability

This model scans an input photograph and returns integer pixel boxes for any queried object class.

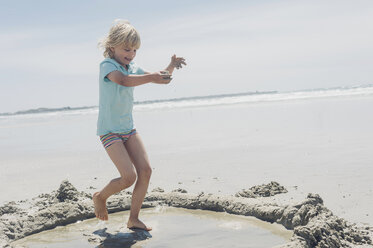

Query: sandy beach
[1,90,373,247]
[3,0,373,246]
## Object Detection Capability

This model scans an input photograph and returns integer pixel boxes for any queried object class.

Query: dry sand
[1,180,372,248]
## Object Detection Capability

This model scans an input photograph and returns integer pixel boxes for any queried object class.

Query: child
[93,19,186,231]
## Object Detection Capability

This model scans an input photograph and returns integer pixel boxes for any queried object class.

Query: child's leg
[124,133,152,230]
[93,141,137,221]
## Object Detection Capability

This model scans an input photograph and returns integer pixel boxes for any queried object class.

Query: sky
[1,0,373,113]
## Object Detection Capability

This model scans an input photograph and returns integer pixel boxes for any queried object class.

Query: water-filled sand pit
[12,207,291,248]
[1,180,372,248]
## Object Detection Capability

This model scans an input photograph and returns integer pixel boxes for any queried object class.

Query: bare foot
[127,218,152,231]
[92,192,108,221]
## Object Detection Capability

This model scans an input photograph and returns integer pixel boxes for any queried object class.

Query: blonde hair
[98,19,141,58]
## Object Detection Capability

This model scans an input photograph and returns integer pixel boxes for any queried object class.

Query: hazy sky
[1,0,373,113]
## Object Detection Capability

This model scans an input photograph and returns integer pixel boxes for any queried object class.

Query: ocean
[1,84,373,118]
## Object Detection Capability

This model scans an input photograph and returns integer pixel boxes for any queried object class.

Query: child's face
[110,45,137,67]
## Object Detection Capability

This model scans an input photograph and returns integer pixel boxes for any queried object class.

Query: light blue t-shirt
[96,58,145,136]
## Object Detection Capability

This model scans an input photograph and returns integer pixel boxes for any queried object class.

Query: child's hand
[170,55,186,69]
[151,71,173,84]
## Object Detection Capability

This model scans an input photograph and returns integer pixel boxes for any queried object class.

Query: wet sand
[1,95,373,247]
[1,95,373,227]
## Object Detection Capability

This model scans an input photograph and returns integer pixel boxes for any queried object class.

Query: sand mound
[235,181,288,198]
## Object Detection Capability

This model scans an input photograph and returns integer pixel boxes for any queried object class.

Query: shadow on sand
[93,227,152,248]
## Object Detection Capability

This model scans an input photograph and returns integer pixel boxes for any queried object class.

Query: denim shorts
[99,129,137,149]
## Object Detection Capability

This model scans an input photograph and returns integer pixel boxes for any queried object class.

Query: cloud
[0,28,102,77]
[138,0,373,71]
[1,0,373,112]
[4,1,373,78]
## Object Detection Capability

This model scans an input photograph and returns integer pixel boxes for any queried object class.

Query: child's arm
[107,71,171,87]
[165,55,187,74]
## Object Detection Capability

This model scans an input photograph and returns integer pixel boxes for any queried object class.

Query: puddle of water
[12,207,292,248]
